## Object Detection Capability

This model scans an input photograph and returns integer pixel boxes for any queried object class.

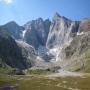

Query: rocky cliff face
[0,13,90,72]
[46,13,79,49]
[57,31,90,72]
[55,18,90,62]
[45,13,90,72]
[23,18,51,49]
[51,17,90,72]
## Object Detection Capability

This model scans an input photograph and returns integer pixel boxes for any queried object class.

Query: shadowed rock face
[0,29,27,69]
[0,21,24,39]
[24,18,51,49]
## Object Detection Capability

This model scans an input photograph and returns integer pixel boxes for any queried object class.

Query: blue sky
[0,0,90,25]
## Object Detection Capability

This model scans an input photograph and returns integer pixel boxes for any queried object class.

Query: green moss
[28,69,53,75]
[0,67,13,74]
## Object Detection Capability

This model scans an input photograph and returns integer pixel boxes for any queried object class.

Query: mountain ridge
[0,12,90,72]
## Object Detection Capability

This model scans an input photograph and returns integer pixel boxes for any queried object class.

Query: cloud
[0,0,13,4]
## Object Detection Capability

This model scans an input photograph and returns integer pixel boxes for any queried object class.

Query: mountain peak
[54,12,61,18]
[37,17,43,21]
[5,21,19,27]
[53,12,62,21]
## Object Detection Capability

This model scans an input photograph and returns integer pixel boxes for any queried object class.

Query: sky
[0,0,90,25]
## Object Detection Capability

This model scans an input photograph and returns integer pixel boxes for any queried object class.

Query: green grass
[0,74,90,90]
[0,67,13,74]
[65,49,90,73]
[27,69,53,75]
[79,49,90,73]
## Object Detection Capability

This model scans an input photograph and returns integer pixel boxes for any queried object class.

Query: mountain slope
[0,29,27,69]
[0,21,24,39]
[58,31,90,72]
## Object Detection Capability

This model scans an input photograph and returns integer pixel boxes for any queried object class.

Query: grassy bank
[0,73,90,90]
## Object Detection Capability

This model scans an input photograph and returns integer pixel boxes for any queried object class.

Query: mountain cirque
[0,12,90,72]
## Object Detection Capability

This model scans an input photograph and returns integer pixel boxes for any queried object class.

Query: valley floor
[0,72,90,90]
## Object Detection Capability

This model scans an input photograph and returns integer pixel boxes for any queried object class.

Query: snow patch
[22,30,27,38]
[77,32,84,36]
[49,47,58,55]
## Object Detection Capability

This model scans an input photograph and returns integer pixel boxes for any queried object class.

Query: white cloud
[0,0,13,4]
